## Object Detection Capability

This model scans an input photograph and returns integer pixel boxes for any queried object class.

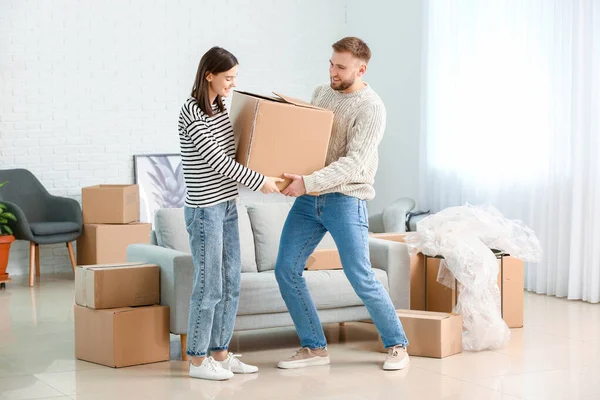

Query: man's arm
[302,103,386,193]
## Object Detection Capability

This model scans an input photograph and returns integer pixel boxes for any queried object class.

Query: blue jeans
[275,193,409,349]
[185,201,241,357]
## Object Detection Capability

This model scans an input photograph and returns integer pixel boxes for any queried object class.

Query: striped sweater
[178,97,265,208]
[303,83,386,201]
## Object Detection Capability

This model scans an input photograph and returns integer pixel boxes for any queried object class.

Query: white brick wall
[0,0,347,276]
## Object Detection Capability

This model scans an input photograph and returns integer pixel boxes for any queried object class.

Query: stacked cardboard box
[77,185,151,265]
[73,262,169,368]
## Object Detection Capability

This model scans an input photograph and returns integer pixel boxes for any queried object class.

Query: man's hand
[282,173,306,197]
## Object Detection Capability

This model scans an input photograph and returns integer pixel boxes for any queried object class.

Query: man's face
[329,51,366,91]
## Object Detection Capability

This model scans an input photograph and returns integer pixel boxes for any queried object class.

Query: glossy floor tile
[1,273,599,399]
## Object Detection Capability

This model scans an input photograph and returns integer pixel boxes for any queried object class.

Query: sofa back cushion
[154,206,258,273]
[245,202,337,272]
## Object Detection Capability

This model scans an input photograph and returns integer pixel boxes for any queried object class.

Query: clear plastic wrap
[404,204,542,351]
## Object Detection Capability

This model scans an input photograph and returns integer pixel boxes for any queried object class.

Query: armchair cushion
[30,221,80,236]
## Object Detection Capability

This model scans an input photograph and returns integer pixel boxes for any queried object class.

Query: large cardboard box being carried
[74,305,169,368]
[76,223,151,266]
[82,185,140,224]
[74,263,159,309]
[230,91,334,191]
[372,310,462,359]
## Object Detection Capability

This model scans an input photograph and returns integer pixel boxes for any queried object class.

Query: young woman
[178,46,282,381]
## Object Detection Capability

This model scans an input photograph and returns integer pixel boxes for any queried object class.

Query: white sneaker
[277,347,331,369]
[383,345,410,370]
[189,356,234,380]
[218,353,259,374]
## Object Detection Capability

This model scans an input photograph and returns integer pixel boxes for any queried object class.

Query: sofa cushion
[246,202,338,272]
[245,203,292,272]
[237,269,390,316]
[154,206,258,273]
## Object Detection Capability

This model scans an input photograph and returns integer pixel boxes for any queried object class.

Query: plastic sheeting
[404,204,542,351]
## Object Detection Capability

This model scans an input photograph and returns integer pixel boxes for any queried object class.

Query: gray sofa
[126,202,411,358]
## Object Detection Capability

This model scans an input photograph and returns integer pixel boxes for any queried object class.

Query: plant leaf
[1,212,16,221]
[3,225,13,235]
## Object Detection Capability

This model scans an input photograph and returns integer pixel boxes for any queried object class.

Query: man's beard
[330,77,355,91]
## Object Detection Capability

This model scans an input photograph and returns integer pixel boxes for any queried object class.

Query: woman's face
[207,65,238,98]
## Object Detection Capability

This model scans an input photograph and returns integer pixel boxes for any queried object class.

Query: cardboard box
[371,310,463,358]
[74,263,159,309]
[230,90,333,190]
[498,256,525,328]
[369,232,407,243]
[305,249,342,271]
[74,305,169,368]
[411,254,524,328]
[77,223,152,266]
[82,185,140,224]
[399,310,462,358]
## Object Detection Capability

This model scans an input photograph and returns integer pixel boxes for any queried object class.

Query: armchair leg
[66,242,76,272]
[180,334,189,361]
[35,244,40,277]
[29,242,36,287]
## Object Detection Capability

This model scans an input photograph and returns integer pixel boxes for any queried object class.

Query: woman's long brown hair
[191,46,238,117]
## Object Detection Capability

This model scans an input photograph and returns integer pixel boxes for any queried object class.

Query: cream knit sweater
[303,83,386,200]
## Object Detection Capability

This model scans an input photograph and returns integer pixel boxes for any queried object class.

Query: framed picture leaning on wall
[133,154,186,224]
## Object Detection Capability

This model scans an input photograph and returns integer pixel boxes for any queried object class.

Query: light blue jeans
[185,201,241,357]
[275,193,409,349]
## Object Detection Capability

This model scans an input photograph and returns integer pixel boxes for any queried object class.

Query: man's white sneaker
[277,347,330,369]
[189,356,234,380]
[383,345,410,370]
[218,353,259,374]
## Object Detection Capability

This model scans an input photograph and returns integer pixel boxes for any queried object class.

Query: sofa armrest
[126,244,194,335]
[368,212,385,234]
[369,238,411,309]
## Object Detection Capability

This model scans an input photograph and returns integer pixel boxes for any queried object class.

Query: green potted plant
[0,181,17,285]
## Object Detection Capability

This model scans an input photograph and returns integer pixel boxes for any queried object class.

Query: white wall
[0,0,347,275]
[345,0,424,215]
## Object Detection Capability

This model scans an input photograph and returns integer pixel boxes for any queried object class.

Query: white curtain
[420,0,600,302]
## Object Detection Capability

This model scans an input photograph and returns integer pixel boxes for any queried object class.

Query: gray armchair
[369,197,416,233]
[0,169,82,286]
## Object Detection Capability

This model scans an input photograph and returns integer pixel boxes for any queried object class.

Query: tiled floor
[1,274,600,400]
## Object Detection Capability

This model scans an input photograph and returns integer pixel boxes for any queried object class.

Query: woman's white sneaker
[218,353,259,374]
[189,356,234,380]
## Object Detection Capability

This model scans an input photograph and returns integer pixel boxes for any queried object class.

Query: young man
[275,37,409,371]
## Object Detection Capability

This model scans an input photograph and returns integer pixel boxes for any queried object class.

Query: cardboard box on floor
[82,184,140,224]
[76,223,152,266]
[410,254,525,328]
[369,232,408,243]
[371,310,463,358]
[74,262,159,309]
[74,305,169,368]
[368,235,524,328]
[230,90,334,191]
[305,249,342,271]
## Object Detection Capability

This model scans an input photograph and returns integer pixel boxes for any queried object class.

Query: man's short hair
[332,37,372,63]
